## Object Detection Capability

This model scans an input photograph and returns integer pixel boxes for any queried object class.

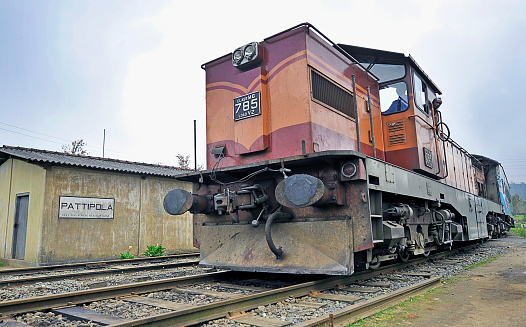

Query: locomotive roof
[337,43,442,95]
[471,154,501,167]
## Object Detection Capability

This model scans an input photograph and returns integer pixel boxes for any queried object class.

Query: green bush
[120,245,135,259]
[142,244,166,257]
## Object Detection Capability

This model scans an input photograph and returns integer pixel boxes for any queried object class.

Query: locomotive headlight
[232,42,262,69]
[233,49,243,64]
[244,44,256,59]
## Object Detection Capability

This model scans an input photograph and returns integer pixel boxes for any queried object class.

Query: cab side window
[380,82,409,115]
[413,73,429,114]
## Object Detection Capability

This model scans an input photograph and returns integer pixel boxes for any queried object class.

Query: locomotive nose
[275,174,327,208]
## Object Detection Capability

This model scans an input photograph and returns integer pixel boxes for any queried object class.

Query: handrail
[264,23,379,81]
[352,75,361,152]
[367,86,376,158]
[202,23,380,81]
[434,110,449,179]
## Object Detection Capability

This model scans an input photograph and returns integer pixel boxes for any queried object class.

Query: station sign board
[58,196,115,219]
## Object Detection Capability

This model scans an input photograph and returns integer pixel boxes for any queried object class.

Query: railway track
[0,256,200,288]
[1,241,508,326]
[0,253,198,278]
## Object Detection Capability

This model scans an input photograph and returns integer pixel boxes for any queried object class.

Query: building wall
[0,159,46,263]
[0,160,194,265]
[39,166,194,264]
[139,177,194,253]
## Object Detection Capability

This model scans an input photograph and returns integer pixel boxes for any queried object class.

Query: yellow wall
[0,159,46,262]
[0,159,195,265]
[0,160,11,259]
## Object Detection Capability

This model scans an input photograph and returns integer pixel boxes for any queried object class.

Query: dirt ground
[353,235,526,327]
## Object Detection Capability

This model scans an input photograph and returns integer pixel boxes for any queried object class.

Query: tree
[511,194,526,215]
[62,139,90,156]
[176,154,191,169]
[176,154,204,170]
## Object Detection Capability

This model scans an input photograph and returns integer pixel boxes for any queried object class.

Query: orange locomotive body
[204,25,383,167]
[165,24,513,274]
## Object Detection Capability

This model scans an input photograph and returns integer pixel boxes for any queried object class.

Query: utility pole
[194,120,197,170]
[102,129,106,158]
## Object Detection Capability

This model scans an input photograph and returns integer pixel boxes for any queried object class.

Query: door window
[413,73,429,114]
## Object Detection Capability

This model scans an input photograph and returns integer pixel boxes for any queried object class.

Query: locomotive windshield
[358,60,405,83]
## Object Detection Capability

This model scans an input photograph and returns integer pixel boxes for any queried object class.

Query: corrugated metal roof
[0,146,189,178]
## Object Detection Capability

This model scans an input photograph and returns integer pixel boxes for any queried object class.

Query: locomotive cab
[339,44,446,179]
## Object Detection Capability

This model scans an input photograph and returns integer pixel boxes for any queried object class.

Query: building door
[12,194,29,260]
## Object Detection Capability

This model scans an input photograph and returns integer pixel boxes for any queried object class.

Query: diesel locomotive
[164,23,513,275]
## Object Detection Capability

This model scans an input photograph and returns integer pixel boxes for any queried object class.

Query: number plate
[233,91,261,121]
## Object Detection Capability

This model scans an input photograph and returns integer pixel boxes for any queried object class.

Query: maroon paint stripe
[208,53,307,94]
[250,54,306,93]
[206,85,247,95]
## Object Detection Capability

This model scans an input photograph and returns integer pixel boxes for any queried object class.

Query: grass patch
[510,227,526,238]
[463,255,499,270]
[514,214,526,224]
[510,214,526,238]
[347,285,449,327]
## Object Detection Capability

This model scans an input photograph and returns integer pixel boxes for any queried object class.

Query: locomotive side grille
[389,134,406,145]
[311,70,355,119]
[387,121,405,132]
[388,120,406,146]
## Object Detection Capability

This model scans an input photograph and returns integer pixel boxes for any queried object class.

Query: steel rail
[0,253,198,277]
[0,260,199,287]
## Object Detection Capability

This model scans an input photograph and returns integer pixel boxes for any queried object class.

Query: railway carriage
[164,24,513,275]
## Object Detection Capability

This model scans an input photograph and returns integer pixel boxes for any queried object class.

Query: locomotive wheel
[423,250,431,257]
[399,250,410,262]
[369,256,381,269]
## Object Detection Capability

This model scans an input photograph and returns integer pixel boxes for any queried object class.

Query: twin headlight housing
[232,42,262,69]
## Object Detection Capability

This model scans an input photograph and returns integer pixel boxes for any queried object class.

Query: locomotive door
[12,194,29,260]
[474,197,488,238]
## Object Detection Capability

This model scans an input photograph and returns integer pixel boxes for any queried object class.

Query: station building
[0,146,195,266]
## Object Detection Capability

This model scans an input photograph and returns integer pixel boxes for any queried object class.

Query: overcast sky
[1,0,525,182]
